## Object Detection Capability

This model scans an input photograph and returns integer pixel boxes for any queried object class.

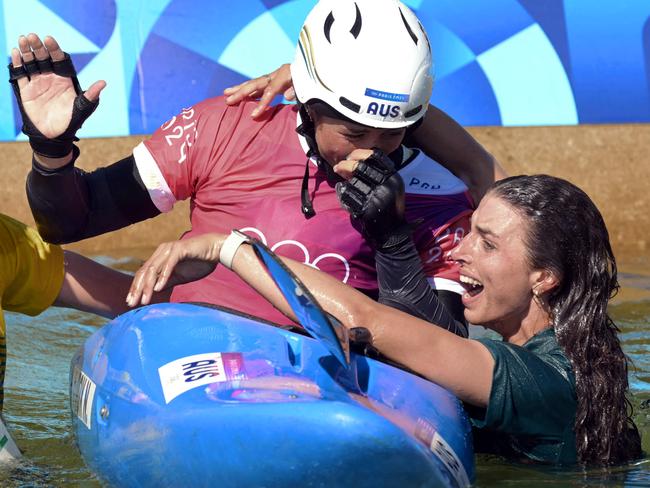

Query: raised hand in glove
[335,149,467,335]
[8,34,105,159]
[335,148,411,249]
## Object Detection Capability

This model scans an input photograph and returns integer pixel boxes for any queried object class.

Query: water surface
[1,255,649,487]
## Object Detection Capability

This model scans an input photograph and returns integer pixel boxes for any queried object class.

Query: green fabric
[467,328,577,464]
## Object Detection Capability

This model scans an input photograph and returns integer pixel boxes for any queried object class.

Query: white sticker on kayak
[430,431,470,488]
[71,367,96,429]
[158,352,245,404]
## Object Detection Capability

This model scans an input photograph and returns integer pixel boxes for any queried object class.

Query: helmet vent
[399,7,418,45]
[324,12,334,43]
[350,3,362,39]
[418,20,431,51]
[339,97,361,113]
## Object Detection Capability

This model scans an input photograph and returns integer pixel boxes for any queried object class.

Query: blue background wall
[1,0,649,141]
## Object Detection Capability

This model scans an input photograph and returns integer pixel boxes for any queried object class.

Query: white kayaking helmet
[291,0,433,129]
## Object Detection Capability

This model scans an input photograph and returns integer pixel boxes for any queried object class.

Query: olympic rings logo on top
[240,227,351,284]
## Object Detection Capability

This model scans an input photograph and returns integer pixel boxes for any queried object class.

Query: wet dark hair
[490,174,642,465]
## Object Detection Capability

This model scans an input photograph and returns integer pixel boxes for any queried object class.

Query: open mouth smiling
[460,274,484,297]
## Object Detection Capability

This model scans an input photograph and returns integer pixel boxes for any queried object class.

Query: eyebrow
[476,224,499,239]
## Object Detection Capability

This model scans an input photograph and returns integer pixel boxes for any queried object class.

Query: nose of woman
[451,232,473,265]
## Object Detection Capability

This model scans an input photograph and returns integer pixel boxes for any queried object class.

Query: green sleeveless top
[467,328,577,464]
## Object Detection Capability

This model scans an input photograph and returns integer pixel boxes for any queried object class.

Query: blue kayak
[70,302,474,487]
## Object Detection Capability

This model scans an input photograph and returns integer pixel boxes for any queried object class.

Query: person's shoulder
[398,146,469,196]
[527,329,574,381]
[478,329,560,357]
[0,213,57,254]
[0,213,62,281]
[189,95,230,117]
[398,145,464,180]
[524,329,567,360]
[193,96,296,124]
[0,213,30,244]
[0,213,26,230]
[480,330,574,385]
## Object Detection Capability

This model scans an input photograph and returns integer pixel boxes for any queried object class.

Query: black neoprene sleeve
[26,152,161,244]
[375,236,468,338]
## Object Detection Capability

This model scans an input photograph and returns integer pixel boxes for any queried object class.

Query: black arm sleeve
[375,236,468,338]
[26,150,161,244]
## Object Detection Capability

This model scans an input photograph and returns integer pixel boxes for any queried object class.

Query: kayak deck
[70,303,474,487]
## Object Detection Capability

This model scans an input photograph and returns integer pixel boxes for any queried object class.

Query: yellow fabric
[0,214,65,410]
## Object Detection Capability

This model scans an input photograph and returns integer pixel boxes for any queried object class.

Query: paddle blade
[252,241,350,368]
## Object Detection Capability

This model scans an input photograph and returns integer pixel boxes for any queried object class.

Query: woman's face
[311,111,406,167]
[452,194,545,335]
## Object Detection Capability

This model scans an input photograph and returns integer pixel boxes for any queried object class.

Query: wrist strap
[32,144,80,175]
[219,230,250,269]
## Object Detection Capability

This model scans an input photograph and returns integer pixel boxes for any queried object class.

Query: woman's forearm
[58,251,171,319]
[231,242,494,406]
[230,242,371,327]
[129,233,494,406]
[27,153,160,244]
[375,237,467,336]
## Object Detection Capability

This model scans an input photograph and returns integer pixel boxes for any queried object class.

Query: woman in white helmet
[15,0,482,331]
[232,0,483,330]
[224,2,506,204]
[292,0,434,128]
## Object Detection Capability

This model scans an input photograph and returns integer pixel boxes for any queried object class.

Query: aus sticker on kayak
[158,352,246,403]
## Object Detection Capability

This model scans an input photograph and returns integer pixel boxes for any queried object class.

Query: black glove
[336,148,411,249]
[8,52,99,158]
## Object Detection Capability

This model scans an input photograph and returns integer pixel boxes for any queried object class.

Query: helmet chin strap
[300,157,317,218]
[296,104,327,218]
[296,104,319,157]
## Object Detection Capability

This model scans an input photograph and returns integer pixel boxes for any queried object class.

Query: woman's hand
[332,148,373,179]
[127,233,225,307]
[334,149,407,249]
[10,34,105,165]
[10,34,106,138]
[223,63,294,118]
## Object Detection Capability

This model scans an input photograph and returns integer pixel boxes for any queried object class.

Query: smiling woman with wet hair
[482,175,641,464]
[127,174,641,466]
